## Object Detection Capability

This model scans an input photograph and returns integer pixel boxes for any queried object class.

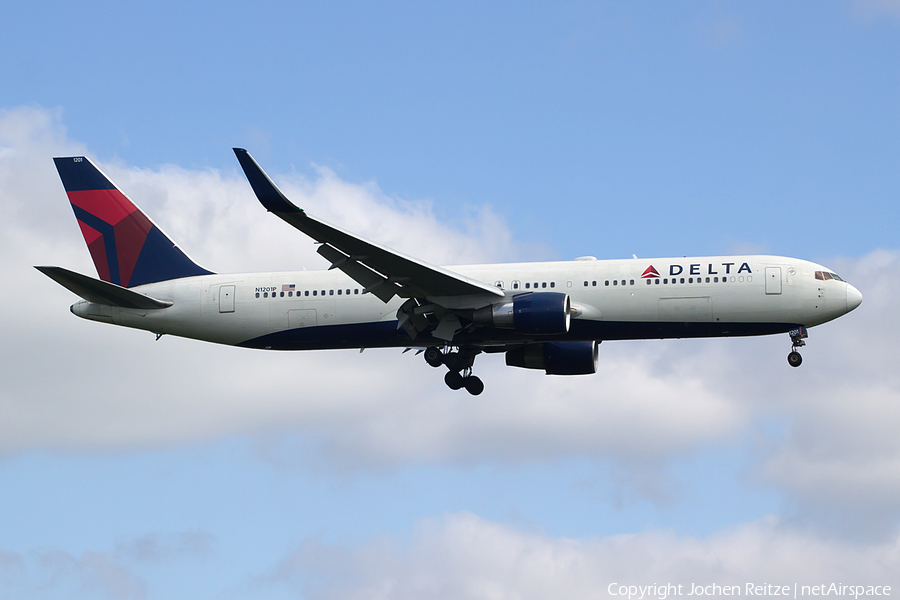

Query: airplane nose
[846,284,862,312]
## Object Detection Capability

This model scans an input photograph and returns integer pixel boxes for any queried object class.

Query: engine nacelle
[505,341,599,375]
[473,292,571,335]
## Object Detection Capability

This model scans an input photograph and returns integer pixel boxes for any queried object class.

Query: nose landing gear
[425,346,485,395]
[787,326,808,368]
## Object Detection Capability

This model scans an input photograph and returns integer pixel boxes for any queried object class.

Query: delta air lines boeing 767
[37,149,862,395]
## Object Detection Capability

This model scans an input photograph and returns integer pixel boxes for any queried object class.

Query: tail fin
[53,156,213,287]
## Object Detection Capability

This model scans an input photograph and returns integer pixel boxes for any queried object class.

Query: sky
[1,2,899,599]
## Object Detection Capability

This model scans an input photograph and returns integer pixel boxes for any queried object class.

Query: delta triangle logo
[641,265,660,279]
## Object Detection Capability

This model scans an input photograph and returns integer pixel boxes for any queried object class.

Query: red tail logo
[641,265,660,278]
[54,156,212,287]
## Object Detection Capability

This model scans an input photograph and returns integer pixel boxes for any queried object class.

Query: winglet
[233,148,505,303]
[232,148,303,215]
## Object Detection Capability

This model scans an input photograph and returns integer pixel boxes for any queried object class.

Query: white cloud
[853,0,900,20]
[0,547,146,600]
[747,251,900,536]
[113,530,215,563]
[263,512,900,600]
[2,105,899,536]
[0,105,742,468]
[695,13,742,49]
[0,530,214,600]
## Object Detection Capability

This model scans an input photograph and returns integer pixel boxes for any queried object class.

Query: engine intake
[473,292,571,335]
[505,341,599,375]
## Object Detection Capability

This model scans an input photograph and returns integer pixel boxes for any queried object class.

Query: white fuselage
[70,254,860,350]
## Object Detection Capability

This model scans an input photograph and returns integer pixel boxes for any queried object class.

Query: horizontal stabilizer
[35,266,173,309]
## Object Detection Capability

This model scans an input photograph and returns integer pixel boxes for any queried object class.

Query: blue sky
[1,2,899,599]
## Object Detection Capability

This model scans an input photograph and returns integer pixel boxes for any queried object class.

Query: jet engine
[505,341,599,375]
[473,292,571,335]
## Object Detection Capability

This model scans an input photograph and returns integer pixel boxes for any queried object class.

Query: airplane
[38,149,863,395]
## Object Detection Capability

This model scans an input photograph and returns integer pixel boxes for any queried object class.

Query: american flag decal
[282,284,295,292]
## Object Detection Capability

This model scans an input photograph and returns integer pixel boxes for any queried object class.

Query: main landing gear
[787,326,808,368]
[424,346,484,395]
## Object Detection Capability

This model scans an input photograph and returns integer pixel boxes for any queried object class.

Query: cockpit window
[815,270,845,282]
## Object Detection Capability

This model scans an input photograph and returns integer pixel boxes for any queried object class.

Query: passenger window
[329,290,334,295]
[605,281,609,286]
[525,283,531,289]
[664,278,668,284]
[629,280,634,286]
[655,279,660,284]
[592,281,597,286]
[550,282,555,288]
[513,281,520,290]
[338,289,342,295]
[263,292,268,298]
[495,281,504,289]
[542,282,547,289]
[305,290,309,296]
[584,281,588,287]
[680,278,685,284]
[613,280,618,286]
[355,289,359,294]
[313,290,317,296]
[255,292,260,298]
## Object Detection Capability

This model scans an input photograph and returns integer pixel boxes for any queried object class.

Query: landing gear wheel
[424,346,443,368]
[788,351,802,367]
[444,370,465,390]
[463,376,484,396]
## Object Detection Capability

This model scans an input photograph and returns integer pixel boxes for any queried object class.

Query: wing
[233,148,504,304]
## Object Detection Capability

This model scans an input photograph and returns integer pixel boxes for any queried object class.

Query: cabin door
[219,285,235,313]
[765,267,782,295]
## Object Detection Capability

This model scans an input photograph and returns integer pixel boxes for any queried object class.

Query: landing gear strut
[787,326,807,368]
[425,346,484,395]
